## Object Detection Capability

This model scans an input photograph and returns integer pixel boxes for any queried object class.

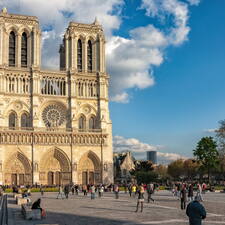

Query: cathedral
[0,8,113,186]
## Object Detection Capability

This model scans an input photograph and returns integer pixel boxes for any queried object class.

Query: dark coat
[186,201,206,225]
[188,185,194,197]
[181,188,187,201]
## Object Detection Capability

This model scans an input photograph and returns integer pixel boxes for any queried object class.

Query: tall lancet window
[21,32,28,67]
[77,39,82,72]
[87,40,92,72]
[9,31,16,67]
[9,112,17,129]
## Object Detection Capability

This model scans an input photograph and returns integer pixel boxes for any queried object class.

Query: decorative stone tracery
[42,104,66,127]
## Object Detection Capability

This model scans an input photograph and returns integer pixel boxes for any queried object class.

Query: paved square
[8,191,225,225]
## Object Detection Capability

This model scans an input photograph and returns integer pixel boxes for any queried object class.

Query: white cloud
[204,128,216,133]
[113,135,186,164]
[186,0,201,6]
[0,0,201,102]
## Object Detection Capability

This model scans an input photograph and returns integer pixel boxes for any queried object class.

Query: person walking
[90,185,95,200]
[40,185,44,196]
[147,183,155,203]
[64,184,70,199]
[131,184,136,198]
[114,184,119,199]
[186,196,206,225]
[135,184,145,213]
[196,183,203,202]
[180,184,187,210]
[188,184,194,202]
[82,184,87,196]
[57,185,64,199]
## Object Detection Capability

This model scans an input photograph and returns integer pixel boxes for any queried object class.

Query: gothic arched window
[77,39,82,72]
[21,32,28,67]
[79,115,86,130]
[89,116,96,130]
[9,112,17,129]
[87,40,92,72]
[9,31,16,67]
[21,113,30,128]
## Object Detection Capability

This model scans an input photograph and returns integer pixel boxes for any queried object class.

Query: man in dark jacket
[186,196,206,225]
[180,185,187,210]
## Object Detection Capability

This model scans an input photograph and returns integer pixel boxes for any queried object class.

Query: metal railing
[0,195,8,225]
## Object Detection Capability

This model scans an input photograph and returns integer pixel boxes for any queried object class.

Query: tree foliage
[167,159,184,179]
[193,136,219,182]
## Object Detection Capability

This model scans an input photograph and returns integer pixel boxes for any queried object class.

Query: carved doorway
[48,172,54,185]
[11,174,17,185]
[39,148,71,185]
[78,151,101,185]
[55,171,61,185]
[4,152,32,185]
[19,174,24,185]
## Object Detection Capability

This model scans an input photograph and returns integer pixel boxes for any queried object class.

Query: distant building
[113,152,135,183]
[147,151,157,164]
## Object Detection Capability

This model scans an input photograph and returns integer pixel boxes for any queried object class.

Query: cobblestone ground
[7,191,225,225]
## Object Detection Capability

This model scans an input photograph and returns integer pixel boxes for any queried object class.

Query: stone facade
[114,152,135,183]
[0,8,113,186]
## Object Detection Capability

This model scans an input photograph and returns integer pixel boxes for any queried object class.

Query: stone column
[74,36,78,71]
[32,28,37,66]
[16,34,21,68]
[65,35,69,70]
[83,38,87,72]
[0,24,3,66]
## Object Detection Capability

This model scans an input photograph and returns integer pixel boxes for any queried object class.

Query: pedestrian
[40,185,44,196]
[82,184,87,196]
[186,196,206,225]
[71,185,75,195]
[90,185,95,200]
[114,184,119,199]
[135,184,145,212]
[75,185,79,195]
[196,183,203,202]
[128,184,132,197]
[180,184,187,210]
[64,184,70,199]
[147,183,155,203]
[188,184,194,202]
[57,185,64,199]
[131,184,136,198]
[98,185,104,198]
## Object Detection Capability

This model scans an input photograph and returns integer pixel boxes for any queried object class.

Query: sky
[1,0,225,164]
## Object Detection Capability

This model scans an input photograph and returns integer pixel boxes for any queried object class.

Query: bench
[21,204,42,220]
[17,197,29,205]
[14,193,22,199]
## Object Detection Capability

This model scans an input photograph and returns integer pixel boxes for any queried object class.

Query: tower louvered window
[77,39,82,72]
[87,40,92,72]
[9,31,16,67]
[21,32,28,67]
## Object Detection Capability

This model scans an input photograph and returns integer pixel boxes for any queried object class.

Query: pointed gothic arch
[39,147,71,185]
[78,151,101,185]
[4,151,32,185]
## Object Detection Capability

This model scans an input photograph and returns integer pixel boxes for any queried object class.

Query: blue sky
[111,0,225,160]
[1,0,224,163]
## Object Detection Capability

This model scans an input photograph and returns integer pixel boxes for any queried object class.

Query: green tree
[193,136,219,183]
[167,159,184,180]
[183,159,199,180]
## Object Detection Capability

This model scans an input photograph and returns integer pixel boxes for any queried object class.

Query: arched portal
[4,152,32,185]
[78,151,101,185]
[39,148,71,185]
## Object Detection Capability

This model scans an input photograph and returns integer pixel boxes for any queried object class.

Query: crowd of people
[6,182,208,225]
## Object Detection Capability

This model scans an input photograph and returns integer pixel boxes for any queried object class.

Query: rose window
[42,104,66,127]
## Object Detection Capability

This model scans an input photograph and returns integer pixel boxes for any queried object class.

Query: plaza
[7,190,225,225]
